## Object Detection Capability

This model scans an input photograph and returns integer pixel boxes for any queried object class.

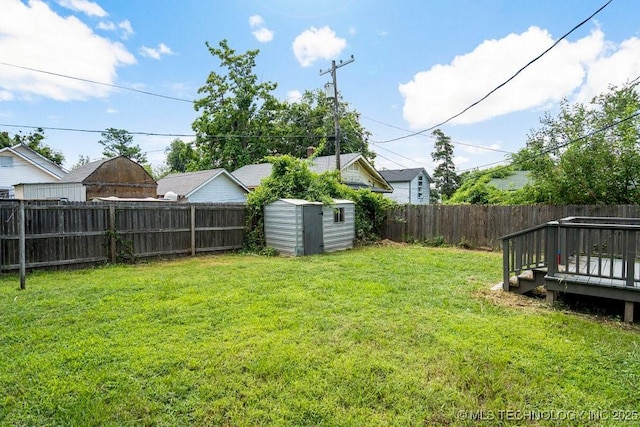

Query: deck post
[625,230,636,288]
[502,238,510,291]
[546,222,559,276]
[624,301,634,323]
[546,289,556,306]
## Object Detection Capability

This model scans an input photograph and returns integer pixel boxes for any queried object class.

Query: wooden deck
[502,217,640,322]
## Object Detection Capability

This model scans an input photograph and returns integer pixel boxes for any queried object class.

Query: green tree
[431,129,460,200]
[274,89,375,159]
[513,82,640,204]
[192,39,283,171]
[1,128,65,165]
[165,138,197,173]
[98,128,147,163]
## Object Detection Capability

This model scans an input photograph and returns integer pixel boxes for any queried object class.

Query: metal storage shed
[264,198,355,256]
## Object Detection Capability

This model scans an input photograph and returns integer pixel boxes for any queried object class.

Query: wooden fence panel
[0,201,246,272]
[381,204,640,249]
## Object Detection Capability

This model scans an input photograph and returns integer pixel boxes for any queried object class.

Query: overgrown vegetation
[245,155,394,251]
[1,246,638,425]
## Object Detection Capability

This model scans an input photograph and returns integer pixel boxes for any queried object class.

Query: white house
[232,153,393,193]
[379,168,432,205]
[0,144,68,198]
[157,169,249,203]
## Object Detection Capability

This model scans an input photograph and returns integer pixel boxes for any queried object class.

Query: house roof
[488,170,532,191]
[232,153,392,192]
[379,168,432,183]
[60,157,112,182]
[231,162,274,189]
[157,169,249,197]
[0,143,68,180]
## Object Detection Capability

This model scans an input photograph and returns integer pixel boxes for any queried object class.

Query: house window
[334,207,345,223]
[346,164,358,172]
[0,156,13,168]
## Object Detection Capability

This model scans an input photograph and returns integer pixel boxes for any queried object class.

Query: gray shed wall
[264,200,304,255]
[264,199,355,256]
[322,203,355,252]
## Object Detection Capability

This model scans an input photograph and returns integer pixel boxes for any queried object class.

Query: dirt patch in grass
[474,286,550,313]
[377,239,407,247]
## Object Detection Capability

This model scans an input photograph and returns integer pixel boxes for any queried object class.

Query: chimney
[306,146,316,158]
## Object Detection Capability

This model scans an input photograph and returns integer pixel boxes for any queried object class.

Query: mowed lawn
[1,246,639,426]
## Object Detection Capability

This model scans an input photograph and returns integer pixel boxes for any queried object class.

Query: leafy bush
[245,155,394,250]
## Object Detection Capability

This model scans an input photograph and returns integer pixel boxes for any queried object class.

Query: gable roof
[60,157,112,182]
[0,143,68,180]
[379,168,432,183]
[157,169,249,197]
[232,153,392,192]
[60,156,155,184]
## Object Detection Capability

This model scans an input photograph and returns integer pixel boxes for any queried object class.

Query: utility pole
[320,55,355,173]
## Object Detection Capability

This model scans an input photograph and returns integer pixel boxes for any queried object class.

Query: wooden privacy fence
[0,201,246,273]
[381,204,640,249]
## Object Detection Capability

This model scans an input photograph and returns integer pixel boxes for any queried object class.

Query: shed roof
[157,169,248,197]
[60,157,112,182]
[379,168,432,183]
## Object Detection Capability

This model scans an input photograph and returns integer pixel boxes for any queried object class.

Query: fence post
[109,204,116,264]
[19,200,26,290]
[191,204,196,256]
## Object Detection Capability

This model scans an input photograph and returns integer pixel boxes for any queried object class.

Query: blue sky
[1,0,639,175]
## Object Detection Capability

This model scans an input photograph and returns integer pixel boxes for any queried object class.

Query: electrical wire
[458,109,640,174]
[0,61,195,104]
[373,0,614,144]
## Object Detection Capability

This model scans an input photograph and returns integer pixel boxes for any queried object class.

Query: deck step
[510,268,547,294]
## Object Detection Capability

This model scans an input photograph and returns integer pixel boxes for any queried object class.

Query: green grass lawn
[1,246,639,426]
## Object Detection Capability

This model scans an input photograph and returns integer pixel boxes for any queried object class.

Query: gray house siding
[189,173,247,203]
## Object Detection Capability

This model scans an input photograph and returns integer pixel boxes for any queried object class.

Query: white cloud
[252,27,274,43]
[286,90,302,102]
[575,37,640,103]
[292,26,346,67]
[58,0,107,17]
[249,14,273,43]
[248,15,264,28]
[399,26,606,128]
[96,19,134,39]
[96,21,115,31]
[118,20,134,39]
[139,43,175,60]
[0,0,136,101]
[106,108,118,114]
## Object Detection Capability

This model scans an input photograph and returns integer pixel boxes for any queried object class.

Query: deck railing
[502,217,640,291]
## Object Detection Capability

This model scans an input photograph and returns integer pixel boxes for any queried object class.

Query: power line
[0,61,194,104]
[458,109,640,174]
[374,0,614,144]
[363,115,514,154]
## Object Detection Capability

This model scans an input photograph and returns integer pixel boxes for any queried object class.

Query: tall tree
[192,39,283,171]
[274,89,375,160]
[1,128,65,165]
[513,81,640,204]
[165,138,197,173]
[431,129,460,200]
[98,128,147,163]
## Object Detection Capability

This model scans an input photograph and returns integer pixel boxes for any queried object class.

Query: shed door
[303,204,324,255]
